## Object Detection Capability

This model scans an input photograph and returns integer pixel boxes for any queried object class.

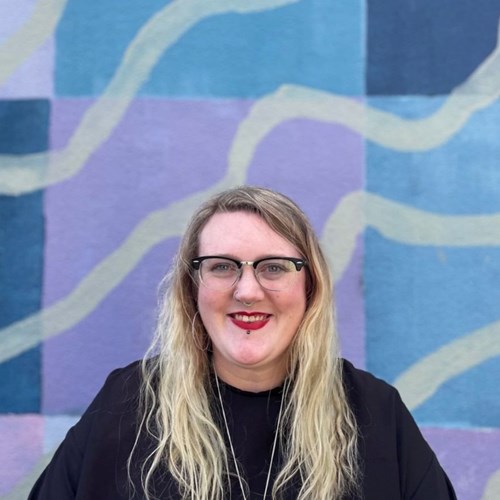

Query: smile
[233,314,269,323]
[229,312,271,331]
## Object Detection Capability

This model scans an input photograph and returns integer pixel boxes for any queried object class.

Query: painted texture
[0,0,499,498]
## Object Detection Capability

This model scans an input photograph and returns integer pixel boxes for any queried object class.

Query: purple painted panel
[0,1,54,98]
[423,427,500,500]
[0,415,43,495]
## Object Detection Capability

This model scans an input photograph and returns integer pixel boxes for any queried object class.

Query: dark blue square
[0,99,49,413]
[367,0,500,95]
[0,100,50,154]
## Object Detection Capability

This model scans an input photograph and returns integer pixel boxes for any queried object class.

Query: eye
[257,259,293,278]
[207,259,238,274]
[264,263,287,274]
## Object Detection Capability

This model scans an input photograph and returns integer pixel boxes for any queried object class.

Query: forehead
[198,211,299,257]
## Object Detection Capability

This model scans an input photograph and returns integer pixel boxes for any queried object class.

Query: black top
[29,360,457,499]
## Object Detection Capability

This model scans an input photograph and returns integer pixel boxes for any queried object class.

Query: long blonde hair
[130,186,360,499]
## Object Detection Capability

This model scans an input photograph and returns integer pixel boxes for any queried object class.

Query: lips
[228,312,271,331]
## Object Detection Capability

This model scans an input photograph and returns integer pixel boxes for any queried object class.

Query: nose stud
[234,292,255,307]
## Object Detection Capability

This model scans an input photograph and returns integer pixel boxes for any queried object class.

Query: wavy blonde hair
[130,186,360,499]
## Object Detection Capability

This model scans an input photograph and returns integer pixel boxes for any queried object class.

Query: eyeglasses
[191,256,307,291]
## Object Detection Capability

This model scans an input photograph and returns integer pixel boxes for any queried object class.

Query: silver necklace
[214,373,288,500]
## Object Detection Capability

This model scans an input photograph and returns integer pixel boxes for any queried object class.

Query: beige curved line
[394,320,500,411]
[0,0,300,196]
[366,192,500,246]
[320,191,365,283]
[228,18,500,178]
[321,191,500,283]
[482,469,500,500]
[0,0,67,86]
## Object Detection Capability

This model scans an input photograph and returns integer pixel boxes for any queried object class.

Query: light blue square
[55,0,364,97]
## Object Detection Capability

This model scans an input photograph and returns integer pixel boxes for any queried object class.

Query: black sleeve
[342,360,457,500]
[28,422,86,499]
[28,362,142,500]
[394,391,457,500]
[28,388,101,499]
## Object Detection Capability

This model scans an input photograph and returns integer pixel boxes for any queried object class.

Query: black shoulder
[27,360,145,499]
[340,359,457,499]
[341,358,400,416]
[85,359,143,415]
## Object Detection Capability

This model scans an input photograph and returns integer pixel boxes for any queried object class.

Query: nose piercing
[234,293,254,307]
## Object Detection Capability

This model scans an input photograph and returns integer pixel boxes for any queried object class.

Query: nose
[233,265,265,304]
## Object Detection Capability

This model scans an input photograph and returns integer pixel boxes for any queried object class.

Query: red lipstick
[229,312,271,331]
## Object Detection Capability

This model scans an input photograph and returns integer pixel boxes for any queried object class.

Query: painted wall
[1,0,499,498]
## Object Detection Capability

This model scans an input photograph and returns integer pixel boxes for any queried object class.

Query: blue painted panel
[414,357,500,428]
[56,0,364,97]
[365,232,500,426]
[366,98,500,214]
[0,99,48,412]
[367,0,500,95]
[365,96,500,426]
[0,100,50,154]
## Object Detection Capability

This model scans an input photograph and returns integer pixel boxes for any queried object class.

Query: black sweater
[29,360,456,499]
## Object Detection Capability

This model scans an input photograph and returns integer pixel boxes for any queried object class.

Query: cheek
[197,289,212,316]
[197,288,226,325]
[197,282,213,304]
[289,279,308,315]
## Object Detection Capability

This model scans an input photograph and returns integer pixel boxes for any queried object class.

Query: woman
[29,186,456,499]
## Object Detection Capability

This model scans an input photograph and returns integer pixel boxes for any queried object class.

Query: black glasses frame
[191,256,307,272]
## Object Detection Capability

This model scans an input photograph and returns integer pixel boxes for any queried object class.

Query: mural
[1,0,500,498]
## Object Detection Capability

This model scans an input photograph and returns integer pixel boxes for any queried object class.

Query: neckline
[214,377,286,397]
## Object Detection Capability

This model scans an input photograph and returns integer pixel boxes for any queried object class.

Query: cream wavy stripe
[366,192,500,246]
[393,320,500,411]
[321,190,500,283]
[483,469,500,500]
[0,181,241,364]
[0,0,300,196]
[227,19,500,176]
[320,191,365,283]
[0,0,67,87]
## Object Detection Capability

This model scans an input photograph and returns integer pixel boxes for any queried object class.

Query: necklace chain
[214,373,288,500]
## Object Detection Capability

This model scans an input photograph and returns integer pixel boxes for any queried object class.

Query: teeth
[233,314,268,323]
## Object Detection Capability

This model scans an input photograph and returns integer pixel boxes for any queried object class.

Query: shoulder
[28,360,147,499]
[340,358,419,459]
[339,360,457,499]
[340,358,401,417]
[85,359,144,415]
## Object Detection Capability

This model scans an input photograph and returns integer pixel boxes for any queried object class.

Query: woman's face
[196,211,307,390]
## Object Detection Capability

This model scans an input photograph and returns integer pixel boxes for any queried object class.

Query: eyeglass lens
[198,257,300,291]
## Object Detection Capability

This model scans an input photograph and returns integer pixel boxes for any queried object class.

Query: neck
[212,357,287,392]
